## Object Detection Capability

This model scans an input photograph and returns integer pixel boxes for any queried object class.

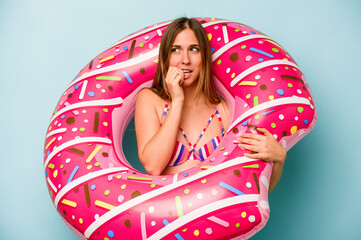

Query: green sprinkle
[254,96,259,106]
[241,45,246,49]
[254,114,260,119]
[150,183,156,188]
[127,176,153,181]
[235,29,240,32]
[103,108,108,113]
[220,146,225,151]
[271,123,276,128]
[79,127,85,132]
[285,67,289,70]
[99,56,103,60]
[139,43,144,47]
[217,59,221,65]
[96,76,121,81]
[236,223,240,228]
[297,107,304,113]
[48,163,55,169]
[60,164,64,169]
[53,109,57,114]
[272,48,279,53]
[94,162,100,166]
[184,189,190,195]
[287,83,293,88]
[104,190,110,196]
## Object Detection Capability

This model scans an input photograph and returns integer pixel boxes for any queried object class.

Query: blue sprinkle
[60,114,65,119]
[304,119,309,124]
[74,84,79,90]
[241,120,248,126]
[123,46,128,50]
[74,76,78,80]
[122,71,133,84]
[258,58,264,62]
[90,184,96,190]
[211,47,215,53]
[88,91,95,97]
[47,150,50,157]
[183,173,188,177]
[263,109,276,115]
[45,172,48,177]
[249,47,274,58]
[250,30,256,34]
[67,165,80,185]
[276,89,285,95]
[108,230,115,238]
[219,181,245,195]
[174,233,184,240]
[163,219,170,226]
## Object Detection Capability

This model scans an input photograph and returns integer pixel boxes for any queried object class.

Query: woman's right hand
[165,67,184,102]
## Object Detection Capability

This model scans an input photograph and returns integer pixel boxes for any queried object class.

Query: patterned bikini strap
[180,105,224,154]
[160,99,169,126]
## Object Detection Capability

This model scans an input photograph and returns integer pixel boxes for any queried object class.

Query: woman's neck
[182,83,206,108]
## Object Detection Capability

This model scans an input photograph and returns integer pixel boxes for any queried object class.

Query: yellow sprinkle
[211,18,215,21]
[241,211,247,218]
[46,137,56,150]
[200,166,213,170]
[309,96,312,100]
[94,200,115,210]
[53,169,58,178]
[201,179,207,183]
[293,68,297,71]
[99,55,114,63]
[61,199,77,208]
[207,33,212,41]
[87,165,92,170]
[246,93,251,99]
[121,184,126,189]
[283,58,288,61]
[194,230,200,236]
[103,122,108,126]
[231,73,235,78]
[290,126,298,135]
[48,126,52,131]
[79,218,83,224]
[81,72,88,76]
[239,81,257,86]
[269,95,274,100]
[162,177,167,181]
[116,175,122,179]
[86,145,102,163]
[254,115,259,119]
[53,146,57,150]
[153,59,159,63]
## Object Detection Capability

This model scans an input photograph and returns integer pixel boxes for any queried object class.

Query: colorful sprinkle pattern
[44,18,317,240]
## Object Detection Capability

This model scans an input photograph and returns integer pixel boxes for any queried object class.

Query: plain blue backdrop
[1,0,360,239]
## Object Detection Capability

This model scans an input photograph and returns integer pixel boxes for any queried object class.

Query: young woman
[135,18,286,192]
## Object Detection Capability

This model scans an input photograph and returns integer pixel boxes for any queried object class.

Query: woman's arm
[236,128,287,193]
[135,89,183,175]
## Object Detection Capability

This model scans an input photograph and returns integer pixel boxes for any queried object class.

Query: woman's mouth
[182,70,192,79]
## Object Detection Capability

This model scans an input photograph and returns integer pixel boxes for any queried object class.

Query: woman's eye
[171,48,179,52]
[190,47,199,52]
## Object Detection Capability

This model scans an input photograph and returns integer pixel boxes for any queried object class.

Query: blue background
[1,0,360,239]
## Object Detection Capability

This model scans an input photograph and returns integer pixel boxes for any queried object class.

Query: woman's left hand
[236,128,286,165]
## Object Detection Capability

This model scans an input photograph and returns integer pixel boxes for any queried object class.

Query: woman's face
[168,28,202,87]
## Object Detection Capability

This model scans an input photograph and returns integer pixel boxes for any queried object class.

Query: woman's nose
[182,51,190,64]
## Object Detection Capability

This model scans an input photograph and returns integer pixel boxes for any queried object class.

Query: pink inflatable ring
[44,17,316,240]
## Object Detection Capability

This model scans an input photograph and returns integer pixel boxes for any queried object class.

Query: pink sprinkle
[246,55,252,62]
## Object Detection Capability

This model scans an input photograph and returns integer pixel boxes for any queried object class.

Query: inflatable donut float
[44,17,316,240]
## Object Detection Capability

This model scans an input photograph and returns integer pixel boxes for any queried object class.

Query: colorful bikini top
[160,100,225,166]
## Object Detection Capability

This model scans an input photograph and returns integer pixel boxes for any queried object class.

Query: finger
[238,138,259,145]
[238,143,259,152]
[240,133,264,141]
[244,152,264,160]
[256,127,272,136]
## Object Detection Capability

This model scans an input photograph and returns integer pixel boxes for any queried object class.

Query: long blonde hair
[151,17,221,104]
